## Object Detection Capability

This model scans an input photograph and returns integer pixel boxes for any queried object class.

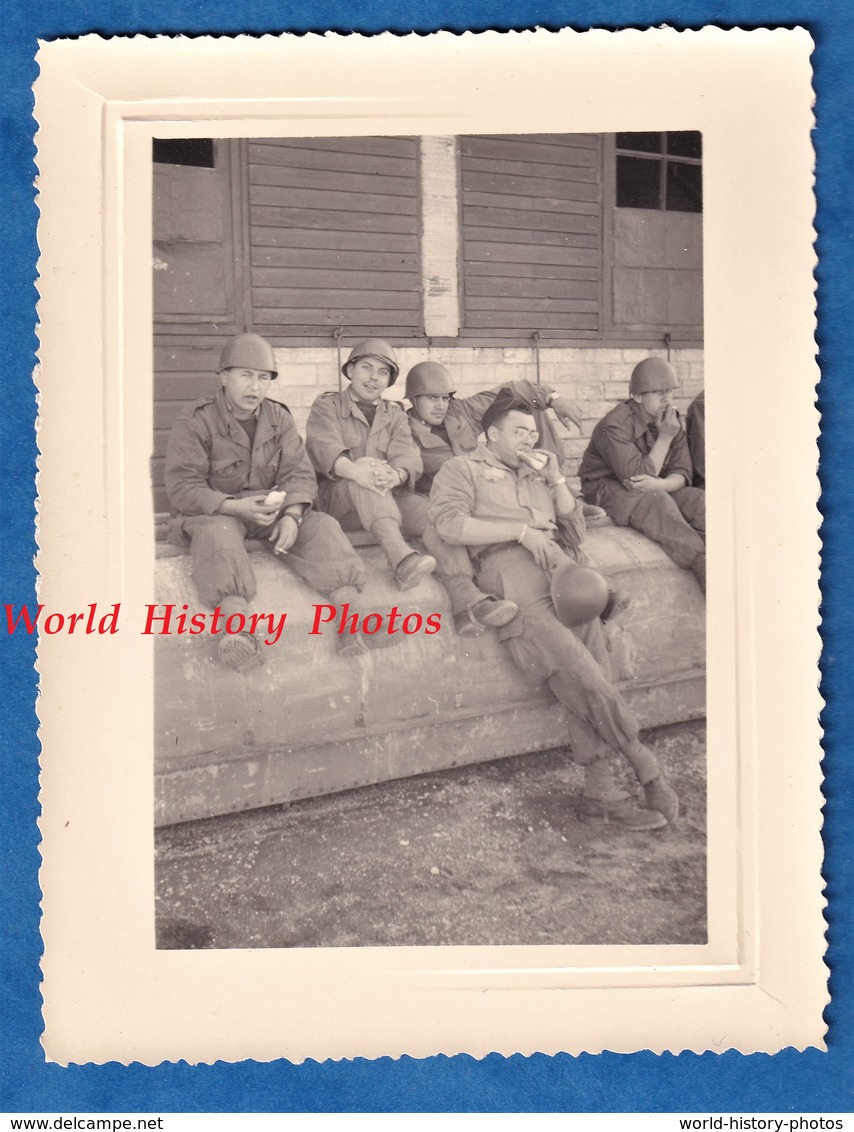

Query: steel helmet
[405,361,455,400]
[218,333,278,379]
[550,560,609,627]
[342,339,400,386]
[629,357,678,396]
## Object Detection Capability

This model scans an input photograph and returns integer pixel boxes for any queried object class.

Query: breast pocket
[209,455,245,492]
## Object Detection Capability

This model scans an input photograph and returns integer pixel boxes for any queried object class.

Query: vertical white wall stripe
[419,135,461,338]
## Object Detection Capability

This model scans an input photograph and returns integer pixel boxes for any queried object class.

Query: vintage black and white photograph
[151,128,707,950]
[35,29,824,1063]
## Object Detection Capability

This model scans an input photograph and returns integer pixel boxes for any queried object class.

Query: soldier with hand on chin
[579,357,706,593]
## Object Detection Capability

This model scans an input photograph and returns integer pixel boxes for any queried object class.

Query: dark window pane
[616,155,662,209]
[666,131,702,158]
[152,138,215,167]
[616,131,663,154]
[666,161,703,212]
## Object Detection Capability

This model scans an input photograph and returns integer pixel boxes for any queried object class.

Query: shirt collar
[628,398,656,437]
[214,388,263,437]
[343,385,395,421]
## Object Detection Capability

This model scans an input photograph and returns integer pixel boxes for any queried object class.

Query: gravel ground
[155,719,706,949]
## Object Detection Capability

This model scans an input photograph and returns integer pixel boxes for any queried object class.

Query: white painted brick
[572,348,619,363]
[575,383,607,403]
[581,400,620,421]
[547,347,589,365]
[267,385,315,409]
[275,347,336,366]
[280,364,321,385]
[562,437,590,458]
[604,381,631,399]
[470,348,508,365]
[502,348,537,365]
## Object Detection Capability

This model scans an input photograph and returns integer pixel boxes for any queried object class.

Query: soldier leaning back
[429,388,679,832]
[404,360,628,633]
[164,333,376,666]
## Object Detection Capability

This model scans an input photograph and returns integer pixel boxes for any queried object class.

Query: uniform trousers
[177,510,366,613]
[475,544,659,785]
[587,482,705,570]
[322,480,484,610]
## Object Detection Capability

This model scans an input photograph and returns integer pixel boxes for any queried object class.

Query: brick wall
[266,345,704,480]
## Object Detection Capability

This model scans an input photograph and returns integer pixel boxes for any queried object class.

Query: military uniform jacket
[686,390,705,489]
[164,389,318,517]
[428,446,561,547]
[579,399,693,493]
[305,386,422,489]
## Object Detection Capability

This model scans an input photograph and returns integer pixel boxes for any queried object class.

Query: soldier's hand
[658,405,681,440]
[550,396,583,431]
[519,526,555,569]
[536,449,563,482]
[349,457,393,496]
[625,474,662,494]
[268,514,300,555]
[371,462,402,492]
[226,495,282,525]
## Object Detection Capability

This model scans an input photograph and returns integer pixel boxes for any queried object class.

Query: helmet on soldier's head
[550,560,609,627]
[342,339,400,386]
[405,361,455,400]
[629,357,678,396]
[218,333,278,379]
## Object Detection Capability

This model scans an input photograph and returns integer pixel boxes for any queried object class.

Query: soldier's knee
[189,515,246,547]
[632,492,683,526]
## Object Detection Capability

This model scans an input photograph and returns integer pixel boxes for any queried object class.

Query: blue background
[1,0,849,1113]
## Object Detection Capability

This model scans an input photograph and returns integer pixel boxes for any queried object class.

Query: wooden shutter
[459,134,603,339]
[152,141,243,512]
[247,137,422,337]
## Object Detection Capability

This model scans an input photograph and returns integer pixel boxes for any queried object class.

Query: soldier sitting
[429,389,679,832]
[305,339,437,590]
[164,333,375,666]
[686,389,706,489]
[404,361,627,632]
[579,358,706,593]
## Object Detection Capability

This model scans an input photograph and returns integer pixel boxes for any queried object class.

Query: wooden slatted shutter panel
[459,134,603,338]
[247,137,423,337]
[152,141,242,513]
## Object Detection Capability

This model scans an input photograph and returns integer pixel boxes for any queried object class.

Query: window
[152,138,216,168]
[615,132,702,213]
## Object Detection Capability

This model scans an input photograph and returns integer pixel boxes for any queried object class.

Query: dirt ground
[155,719,706,949]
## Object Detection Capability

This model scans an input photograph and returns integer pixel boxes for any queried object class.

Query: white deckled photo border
[34,28,823,1064]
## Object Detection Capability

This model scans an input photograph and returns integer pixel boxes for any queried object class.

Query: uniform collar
[342,385,391,422]
[627,398,657,438]
[213,388,268,446]
[406,407,442,434]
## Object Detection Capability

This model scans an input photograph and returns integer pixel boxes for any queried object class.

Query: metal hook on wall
[532,331,542,384]
[333,327,346,393]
